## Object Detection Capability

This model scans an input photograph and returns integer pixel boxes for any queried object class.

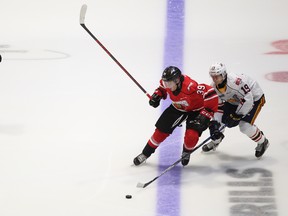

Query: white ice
[0,0,288,216]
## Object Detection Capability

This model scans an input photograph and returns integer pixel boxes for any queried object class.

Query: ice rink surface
[1,0,288,215]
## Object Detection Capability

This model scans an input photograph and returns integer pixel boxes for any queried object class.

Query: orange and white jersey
[211,73,264,116]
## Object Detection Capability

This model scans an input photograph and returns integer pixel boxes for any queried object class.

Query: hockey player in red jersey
[133,66,219,166]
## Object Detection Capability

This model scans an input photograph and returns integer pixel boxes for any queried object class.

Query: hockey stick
[79,4,151,99]
[136,125,226,188]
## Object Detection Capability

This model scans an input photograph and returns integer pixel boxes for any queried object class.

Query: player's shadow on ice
[201,150,276,165]
[182,151,276,186]
[153,151,277,187]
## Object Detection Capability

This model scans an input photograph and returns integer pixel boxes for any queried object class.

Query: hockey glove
[225,113,243,128]
[149,88,166,108]
[209,120,223,141]
[149,93,162,108]
[189,109,213,133]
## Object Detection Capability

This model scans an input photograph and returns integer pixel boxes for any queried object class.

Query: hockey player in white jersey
[202,62,269,158]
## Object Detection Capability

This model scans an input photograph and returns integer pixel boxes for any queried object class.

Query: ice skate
[202,133,224,152]
[181,151,191,166]
[133,153,148,166]
[255,138,269,158]
[202,141,219,152]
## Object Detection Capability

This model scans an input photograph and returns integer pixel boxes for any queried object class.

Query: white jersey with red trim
[211,73,264,116]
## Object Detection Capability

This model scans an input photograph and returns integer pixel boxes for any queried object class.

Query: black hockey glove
[225,113,243,128]
[149,93,162,108]
[209,120,223,140]
[189,110,213,133]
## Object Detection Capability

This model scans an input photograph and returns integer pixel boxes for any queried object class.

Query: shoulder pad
[181,76,198,94]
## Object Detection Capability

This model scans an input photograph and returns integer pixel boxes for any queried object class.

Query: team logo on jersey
[173,100,189,109]
[235,78,242,85]
[227,94,240,103]
[227,98,238,103]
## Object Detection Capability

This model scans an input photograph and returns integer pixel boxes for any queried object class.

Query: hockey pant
[214,95,266,144]
[143,105,203,157]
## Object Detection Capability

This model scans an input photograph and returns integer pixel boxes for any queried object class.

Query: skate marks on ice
[170,151,277,185]
[0,44,70,61]
[132,150,277,188]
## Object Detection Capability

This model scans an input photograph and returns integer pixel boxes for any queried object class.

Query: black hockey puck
[125,195,132,199]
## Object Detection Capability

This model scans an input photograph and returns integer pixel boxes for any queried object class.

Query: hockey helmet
[209,62,227,78]
[162,66,182,82]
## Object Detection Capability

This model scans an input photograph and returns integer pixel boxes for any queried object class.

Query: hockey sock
[142,144,156,157]
[183,129,199,151]
[239,122,265,144]
[147,128,170,148]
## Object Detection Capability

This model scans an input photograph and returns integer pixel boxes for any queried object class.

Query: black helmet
[162,66,182,81]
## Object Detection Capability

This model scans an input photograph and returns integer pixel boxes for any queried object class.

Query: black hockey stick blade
[80,4,87,24]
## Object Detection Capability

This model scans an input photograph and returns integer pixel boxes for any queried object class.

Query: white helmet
[209,62,227,78]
